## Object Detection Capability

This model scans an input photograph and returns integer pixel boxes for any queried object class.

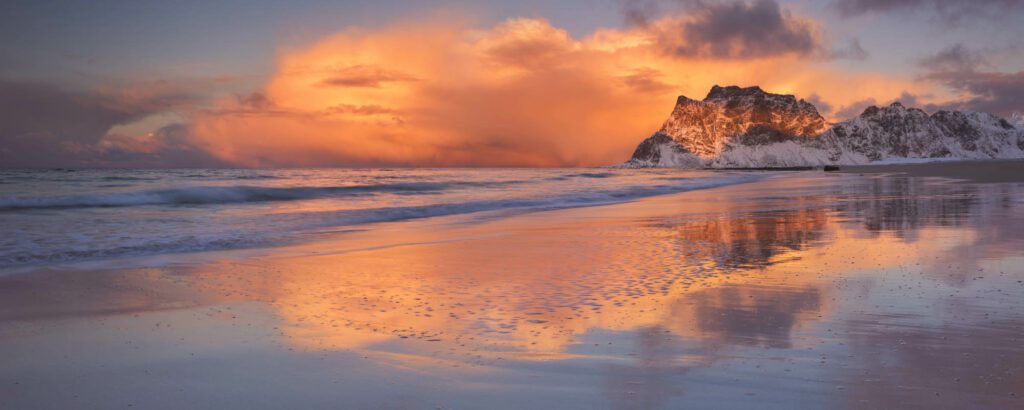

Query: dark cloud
[925,70,1024,116]
[832,97,879,120]
[325,104,396,116]
[88,124,226,168]
[812,44,1024,119]
[834,0,923,15]
[208,92,295,117]
[235,92,275,111]
[917,44,1024,117]
[620,67,673,92]
[830,92,942,120]
[893,91,924,107]
[917,43,986,72]
[320,65,419,88]
[833,0,1024,24]
[0,80,167,148]
[829,38,869,61]
[216,92,399,119]
[804,93,833,116]
[644,0,822,59]
[0,80,220,168]
[619,0,662,27]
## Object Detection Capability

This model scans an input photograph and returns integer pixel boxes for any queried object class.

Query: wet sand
[838,159,1024,183]
[2,170,1023,409]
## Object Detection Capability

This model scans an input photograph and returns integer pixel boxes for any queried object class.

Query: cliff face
[647,85,826,158]
[815,104,1024,162]
[1011,112,1024,129]
[626,86,1024,168]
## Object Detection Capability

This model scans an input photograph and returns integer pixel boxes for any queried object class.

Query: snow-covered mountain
[625,85,1024,168]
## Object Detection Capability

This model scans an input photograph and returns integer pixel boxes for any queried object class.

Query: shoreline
[2,169,1023,408]
[624,158,1024,183]
[834,158,1024,182]
[0,171,767,274]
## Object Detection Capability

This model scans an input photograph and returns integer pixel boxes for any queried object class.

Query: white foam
[0,170,762,269]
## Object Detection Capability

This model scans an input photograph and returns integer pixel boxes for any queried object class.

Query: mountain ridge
[625,86,1024,168]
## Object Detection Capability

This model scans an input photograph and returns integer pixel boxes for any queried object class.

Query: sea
[0,168,761,268]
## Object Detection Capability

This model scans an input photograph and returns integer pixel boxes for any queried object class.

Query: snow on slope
[624,86,1024,168]
[1012,112,1024,129]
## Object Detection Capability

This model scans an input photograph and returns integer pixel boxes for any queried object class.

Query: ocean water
[0,168,760,268]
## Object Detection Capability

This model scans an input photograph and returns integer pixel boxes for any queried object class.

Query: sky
[1,0,1022,168]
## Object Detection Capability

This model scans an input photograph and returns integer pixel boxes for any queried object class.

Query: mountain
[1012,112,1024,129]
[625,85,1024,168]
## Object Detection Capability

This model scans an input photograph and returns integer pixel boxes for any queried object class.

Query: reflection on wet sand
[690,285,821,349]
[841,177,978,235]
[834,176,1024,240]
[668,207,828,270]
[2,173,1023,408]
[259,174,1024,408]
[262,202,838,359]
[0,269,205,322]
[843,305,1024,408]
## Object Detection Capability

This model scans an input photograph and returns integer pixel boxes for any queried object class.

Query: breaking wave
[0,170,763,268]
[0,180,527,211]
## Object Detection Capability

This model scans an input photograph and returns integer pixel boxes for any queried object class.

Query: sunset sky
[2,0,1022,168]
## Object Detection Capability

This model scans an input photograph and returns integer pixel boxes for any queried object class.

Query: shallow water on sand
[0,168,756,267]
[1,171,1023,409]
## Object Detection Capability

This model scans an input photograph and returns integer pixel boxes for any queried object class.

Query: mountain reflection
[4,173,1022,408]
[667,207,829,270]
[259,195,842,358]
[832,176,1023,239]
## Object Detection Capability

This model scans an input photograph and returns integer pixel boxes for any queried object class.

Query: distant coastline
[836,158,1024,183]
[626,85,1024,169]
[700,158,1024,183]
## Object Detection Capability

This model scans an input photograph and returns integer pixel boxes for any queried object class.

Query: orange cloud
[186,14,939,167]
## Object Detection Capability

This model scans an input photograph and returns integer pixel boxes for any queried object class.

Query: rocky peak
[932,110,1015,131]
[655,85,828,157]
[858,101,930,122]
[703,85,818,114]
[625,84,1024,168]
[1011,112,1024,129]
[703,85,765,101]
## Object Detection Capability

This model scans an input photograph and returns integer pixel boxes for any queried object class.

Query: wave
[570,172,618,178]
[0,174,762,268]
[544,171,621,181]
[351,175,760,221]
[102,176,161,181]
[0,180,528,211]
[180,173,280,180]
[2,234,267,268]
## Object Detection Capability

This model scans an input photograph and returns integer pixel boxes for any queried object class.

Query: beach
[2,165,1023,409]
[838,159,1024,182]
